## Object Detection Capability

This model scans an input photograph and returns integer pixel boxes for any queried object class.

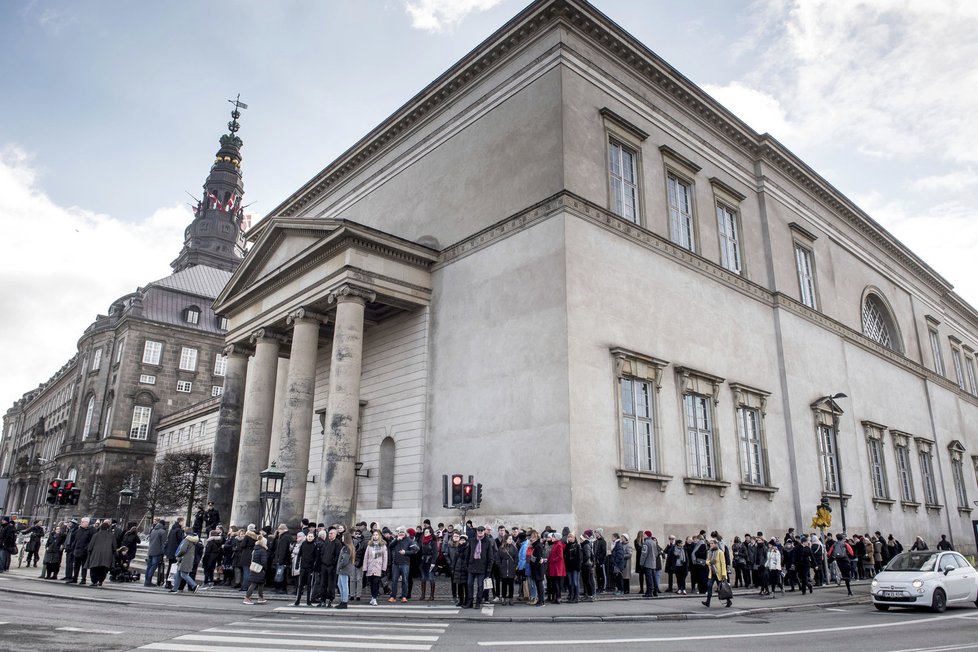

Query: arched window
[66,467,77,482]
[82,396,96,440]
[377,437,396,509]
[861,291,902,353]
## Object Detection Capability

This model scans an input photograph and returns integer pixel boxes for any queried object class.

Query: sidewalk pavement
[0,563,870,622]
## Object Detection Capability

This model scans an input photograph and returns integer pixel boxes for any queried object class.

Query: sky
[2,0,977,411]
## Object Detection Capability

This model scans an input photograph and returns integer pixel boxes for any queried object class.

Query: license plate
[882,591,901,598]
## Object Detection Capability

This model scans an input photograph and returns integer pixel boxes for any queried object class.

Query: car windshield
[885,552,938,572]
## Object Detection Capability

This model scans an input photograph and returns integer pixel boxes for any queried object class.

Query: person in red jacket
[546,533,566,604]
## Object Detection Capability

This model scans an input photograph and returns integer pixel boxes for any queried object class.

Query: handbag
[483,577,493,590]
[718,580,733,600]
[274,564,285,583]
[249,561,264,574]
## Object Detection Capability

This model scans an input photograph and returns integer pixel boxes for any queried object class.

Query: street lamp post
[118,487,134,528]
[821,392,848,537]
[258,462,286,532]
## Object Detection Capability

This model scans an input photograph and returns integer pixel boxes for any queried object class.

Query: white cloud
[701,81,795,139]
[854,190,978,307]
[740,0,978,164]
[911,170,978,192]
[404,0,502,33]
[0,145,186,409]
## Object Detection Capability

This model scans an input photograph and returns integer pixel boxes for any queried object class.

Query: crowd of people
[5,509,957,612]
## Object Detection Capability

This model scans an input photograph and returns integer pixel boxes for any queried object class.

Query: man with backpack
[828,533,854,596]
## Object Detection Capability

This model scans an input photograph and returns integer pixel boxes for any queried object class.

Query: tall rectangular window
[966,355,978,396]
[620,377,656,472]
[794,244,817,309]
[129,406,152,440]
[667,174,695,251]
[951,457,968,509]
[115,338,125,364]
[179,347,198,371]
[919,450,939,505]
[716,203,742,275]
[142,340,162,365]
[817,424,839,493]
[609,140,640,223]
[213,353,227,377]
[951,345,966,391]
[929,329,945,376]
[685,394,716,479]
[737,406,765,485]
[867,436,889,499]
[91,349,102,371]
[895,444,915,502]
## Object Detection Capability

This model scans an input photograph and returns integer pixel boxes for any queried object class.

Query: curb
[0,577,870,623]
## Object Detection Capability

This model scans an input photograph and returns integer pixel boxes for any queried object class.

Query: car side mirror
[943,565,956,575]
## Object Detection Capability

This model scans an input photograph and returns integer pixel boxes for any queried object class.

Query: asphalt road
[1,576,976,651]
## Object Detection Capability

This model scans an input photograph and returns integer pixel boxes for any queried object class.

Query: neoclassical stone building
[212,0,978,552]
[1,106,248,519]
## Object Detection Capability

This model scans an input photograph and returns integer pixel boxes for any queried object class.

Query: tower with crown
[171,97,249,273]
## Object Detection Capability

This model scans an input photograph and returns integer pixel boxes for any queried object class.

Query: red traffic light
[50,479,61,489]
[452,475,463,486]
[63,481,75,491]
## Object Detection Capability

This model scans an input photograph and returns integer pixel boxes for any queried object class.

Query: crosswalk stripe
[233,620,447,633]
[203,628,439,642]
[274,605,459,618]
[169,634,430,650]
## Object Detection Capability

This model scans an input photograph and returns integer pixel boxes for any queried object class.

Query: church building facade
[212,0,978,552]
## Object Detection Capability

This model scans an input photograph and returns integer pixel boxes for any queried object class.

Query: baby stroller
[109,546,140,583]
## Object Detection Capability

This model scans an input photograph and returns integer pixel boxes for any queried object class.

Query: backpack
[831,541,848,560]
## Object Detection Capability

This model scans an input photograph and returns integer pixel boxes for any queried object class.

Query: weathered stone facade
[213,0,978,553]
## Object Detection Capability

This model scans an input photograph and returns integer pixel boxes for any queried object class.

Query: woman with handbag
[243,536,268,604]
[335,531,356,609]
[701,538,732,608]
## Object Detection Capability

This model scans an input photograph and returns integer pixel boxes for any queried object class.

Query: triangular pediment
[214,218,343,311]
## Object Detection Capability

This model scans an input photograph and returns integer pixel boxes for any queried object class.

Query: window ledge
[924,503,943,512]
[683,477,731,497]
[957,506,974,515]
[900,500,921,513]
[872,497,896,511]
[738,483,779,501]
[616,469,672,491]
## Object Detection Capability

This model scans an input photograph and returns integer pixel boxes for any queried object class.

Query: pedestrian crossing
[275,603,460,616]
[137,615,452,651]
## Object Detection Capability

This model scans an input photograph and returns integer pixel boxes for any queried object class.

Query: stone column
[319,285,375,527]
[206,343,249,528]
[277,308,325,528]
[229,329,281,528]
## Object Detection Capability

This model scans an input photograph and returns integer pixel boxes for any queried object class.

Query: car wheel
[931,588,946,613]
[874,603,890,611]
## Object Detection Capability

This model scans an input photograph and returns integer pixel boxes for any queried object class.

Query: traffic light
[59,481,75,505]
[46,479,61,505]
[451,474,464,506]
[476,483,483,506]
[462,483,474,505]
[67,488,81,506]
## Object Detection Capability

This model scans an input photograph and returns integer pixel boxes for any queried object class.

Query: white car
[872,550,978,612]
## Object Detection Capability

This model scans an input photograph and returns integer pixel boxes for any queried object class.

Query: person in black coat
[292,532,318,606]
[70,517,94,584]
[25,521,44,567]
[464,526,496,609]
[272,525,295,594]
[795,536,817,595]
[43,525,66,579]
[317,528,341,607]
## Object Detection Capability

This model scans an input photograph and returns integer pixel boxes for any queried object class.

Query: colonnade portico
[209,219,436,530]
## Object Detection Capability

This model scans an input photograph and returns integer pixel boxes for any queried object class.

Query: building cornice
[260,0,972,332]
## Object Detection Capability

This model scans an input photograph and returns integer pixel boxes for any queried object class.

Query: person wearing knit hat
[583,529,593,538]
